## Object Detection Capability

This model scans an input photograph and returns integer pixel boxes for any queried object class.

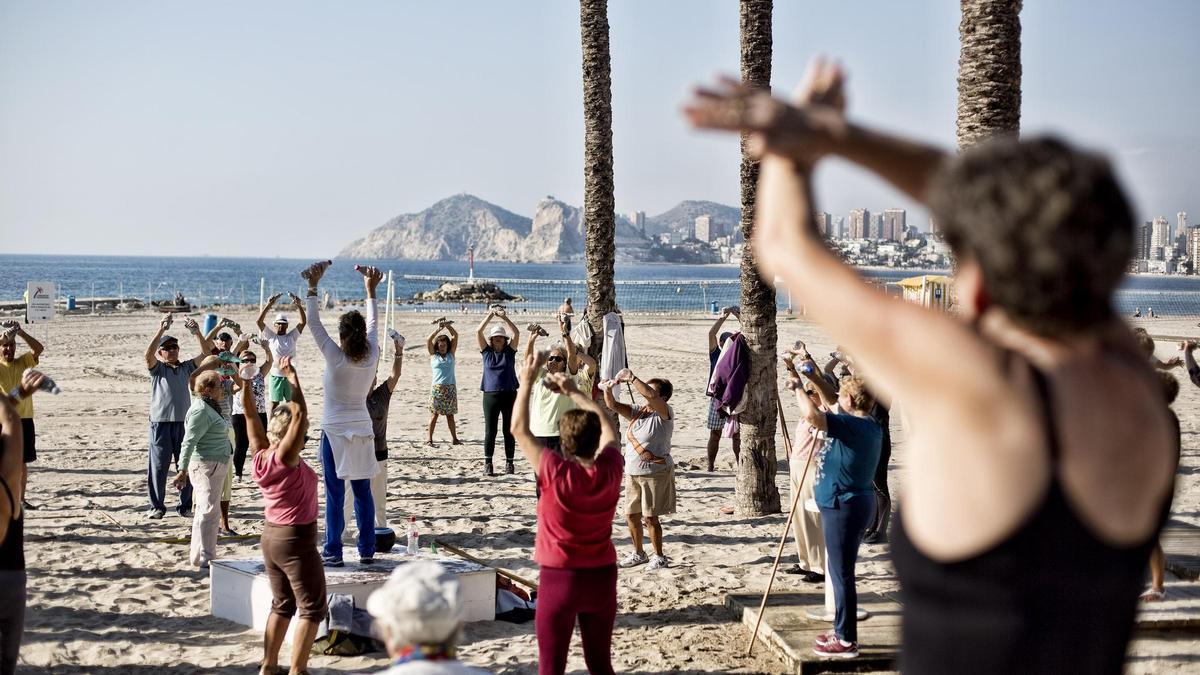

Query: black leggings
[482,390,517,461]
[232,412,268,478]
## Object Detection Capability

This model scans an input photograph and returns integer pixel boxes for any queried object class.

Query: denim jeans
[819,493,876,643]
[320,432,375,560]
[148,422,193,514]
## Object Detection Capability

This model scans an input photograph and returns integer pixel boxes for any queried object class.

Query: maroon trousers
[536,564,617,675]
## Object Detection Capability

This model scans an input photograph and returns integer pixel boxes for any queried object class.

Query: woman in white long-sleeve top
[302,261,385,567]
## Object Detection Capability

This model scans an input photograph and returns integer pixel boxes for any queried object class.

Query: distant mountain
[338,193,656,262]
[645,200,741,237]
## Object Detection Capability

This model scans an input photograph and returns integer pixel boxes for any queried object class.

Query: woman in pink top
[243,357,324,675]
[512,351,621,675]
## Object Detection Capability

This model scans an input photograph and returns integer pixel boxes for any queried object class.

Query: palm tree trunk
[580,0,616,361]
[734,0,780,516]
[957,0,1022,149]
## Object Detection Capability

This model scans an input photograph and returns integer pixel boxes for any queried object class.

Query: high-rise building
[1180,212,1189,239]
[848,208,870,239]
[1150,216,1171,258]
[883,208,907,242]
[694,215,714,243]
[835,216,846,239]
[869,213,884,240]
[814,212,833,238]
[630,210,646,235]
[1134,221,1153,260]
[1188,226,1200,274]
[929,216,940,238]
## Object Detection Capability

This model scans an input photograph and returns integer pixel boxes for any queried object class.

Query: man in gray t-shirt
[144,315,212,519]
[602,370,677,571]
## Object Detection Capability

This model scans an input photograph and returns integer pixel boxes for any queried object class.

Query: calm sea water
[1,254,1198,316]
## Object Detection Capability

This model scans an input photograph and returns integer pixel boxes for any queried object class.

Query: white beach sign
[26,281,55,323]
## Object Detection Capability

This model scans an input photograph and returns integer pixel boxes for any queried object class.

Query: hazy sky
[2,1,1197,257]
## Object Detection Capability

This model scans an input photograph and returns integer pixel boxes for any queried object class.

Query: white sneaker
[619,551,649,568]
[647,554,669,570]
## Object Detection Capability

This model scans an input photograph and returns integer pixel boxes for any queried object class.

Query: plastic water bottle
[800,362,816,376]
[406,516,419,555]
[301,260,332,281]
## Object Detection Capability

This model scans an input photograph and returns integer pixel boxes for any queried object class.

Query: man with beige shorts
[603,369,676,571]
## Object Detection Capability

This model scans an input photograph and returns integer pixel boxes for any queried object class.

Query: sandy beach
[11,308,1200,673]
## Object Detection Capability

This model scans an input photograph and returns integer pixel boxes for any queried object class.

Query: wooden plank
[727,592,900,674]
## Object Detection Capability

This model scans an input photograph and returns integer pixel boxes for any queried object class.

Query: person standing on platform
[302,261,382,567]
[145,315,211,519]
[476,308,521,477]
[257,292,306,416]
[0,322,44,509]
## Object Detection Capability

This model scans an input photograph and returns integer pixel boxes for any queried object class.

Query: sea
[2,254,1199,317]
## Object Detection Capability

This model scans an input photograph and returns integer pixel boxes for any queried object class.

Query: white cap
[486,325,508,340]
[274,313,288,324]
[366,561,462,647]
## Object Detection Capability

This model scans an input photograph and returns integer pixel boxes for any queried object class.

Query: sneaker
[323,556,345,568]
[22,500,37,511]
[619,551,649,568]
[647,554,669,570]
[147,509,165,520]
[813,637,858,659]
[801,572,826,584]
[199,560,211,571]
[484,460,494,477]
[178,508,193,518]
[218,527,239,537]
[813,631,838,648]
[505,460,515,475]
[359,556,375,565]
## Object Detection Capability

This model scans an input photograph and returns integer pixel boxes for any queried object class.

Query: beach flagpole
[746,394,811,656]
[259,277,265,312]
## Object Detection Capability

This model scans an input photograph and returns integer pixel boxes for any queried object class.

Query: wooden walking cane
[746,392,817,655]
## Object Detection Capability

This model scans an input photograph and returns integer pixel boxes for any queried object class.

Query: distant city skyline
[1,1,1197,257]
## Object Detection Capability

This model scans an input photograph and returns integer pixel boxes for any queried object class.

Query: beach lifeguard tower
[895,274,954,312]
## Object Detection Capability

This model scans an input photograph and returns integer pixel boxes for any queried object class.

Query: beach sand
[11,308,1200,673]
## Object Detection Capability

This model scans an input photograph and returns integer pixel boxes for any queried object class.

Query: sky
[1,0,1197,257]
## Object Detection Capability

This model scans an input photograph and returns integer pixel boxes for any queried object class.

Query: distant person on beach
[686,57,1177,671]
[0,370,48,675]
[557,297,574,334]
[779,347,829,583]
[145,315,212,519]
[246,356,325,675]
[426,320,462,446]
[257,292,307,415]
[345,331,405,536]
[705,307,740,471]
[603,368,676,571]
[476,308,521,476]
[366,561,492,675]
[0,321,44,508]
[303,262,382,567]
[525,317,592,453]
[171,369,233,569]
[1133,307,1142,318]
[789,363,881,658]
[512,350,621,675]
[1148,306,1156,318]
[232,345,272,483]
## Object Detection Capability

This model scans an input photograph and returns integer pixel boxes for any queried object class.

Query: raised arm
[257,292,282,332]
[787,368,827,432]
[476,311,495,351]
[524,326,540,360]
[259,344,273,378]
[275,357,309,465]
[145,316,170,369]
[513,351,547,472]
[386,335,404,392]
[427,326,441,356]
[602,381,634,420]
[629,371,670,419]
[708,309,732,352]
[802,355,839,410]
[1183,342,1200,389]
[188,355,221,388]
[290,293,307,335]
[446,323,459,355]
[559,373,617,450]
[240,371,269,453]
[185,317,214,366]
[14,326,44,361]
[559,316,580,374]
[498,313,521,351]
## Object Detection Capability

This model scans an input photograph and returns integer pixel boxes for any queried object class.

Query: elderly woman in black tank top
[686,59,1176,673]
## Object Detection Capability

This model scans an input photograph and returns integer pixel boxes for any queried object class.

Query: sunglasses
[242,357,256,363]
[161,344,180,351]
[547,355,565,363]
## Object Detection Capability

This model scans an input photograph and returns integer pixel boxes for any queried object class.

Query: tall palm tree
[957,0,1022,148]
[734,0,780,516]
[580,0,616,359]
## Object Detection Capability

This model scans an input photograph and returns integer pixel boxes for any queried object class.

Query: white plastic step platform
[211,553,496,635]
